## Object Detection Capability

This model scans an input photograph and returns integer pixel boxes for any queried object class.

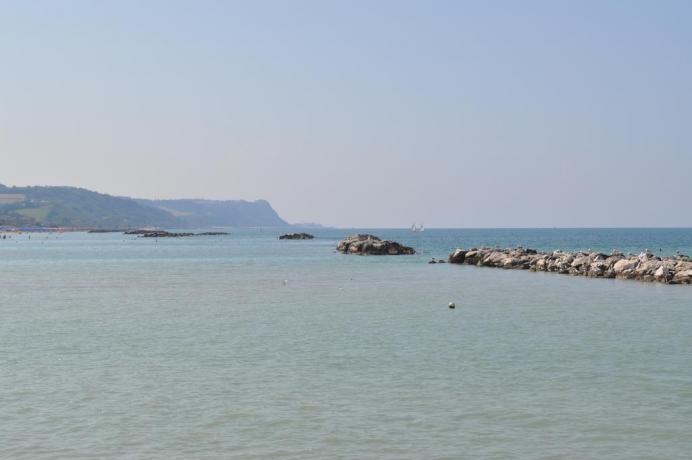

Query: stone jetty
[447,247,692,284]
[337,234,415,255]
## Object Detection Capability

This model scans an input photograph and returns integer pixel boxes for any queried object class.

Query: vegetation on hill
[0,184,289,228]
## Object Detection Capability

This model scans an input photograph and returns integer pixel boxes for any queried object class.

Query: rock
[124,229,154,235]
[463,250,481,265]
[672,269,692,284]
[449,249,466,264]
[636,260,662,276]
[501,257,523,268]
[125,230,222,237]
[571,255,591,269]
[671,261,692,284]
[589,260,608,276]
[484,251,508,266]
[534,257,549,270]
[141,231,194,237]
[613,259,638,274]
[279,232,314,240]
[675,261,692,271]
[336,234,415,255]
[605,254,624,266]
[447,246,691,286]
[654,266,671,282]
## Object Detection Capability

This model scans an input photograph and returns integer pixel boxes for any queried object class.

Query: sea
[1,228,691,459]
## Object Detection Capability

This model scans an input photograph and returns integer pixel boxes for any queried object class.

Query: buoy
[448,302,456,309]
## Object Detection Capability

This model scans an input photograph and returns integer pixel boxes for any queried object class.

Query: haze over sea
[1,228,691,459]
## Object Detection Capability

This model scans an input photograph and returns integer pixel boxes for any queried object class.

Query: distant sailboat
[411,223,425,232]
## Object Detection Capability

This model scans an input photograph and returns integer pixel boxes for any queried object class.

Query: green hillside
[0,184,179,228]
[0,184,290,229]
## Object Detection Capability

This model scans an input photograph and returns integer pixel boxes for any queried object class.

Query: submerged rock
[447,247,692,285]
[336,234,415,255]
[279,232,314,240]
[124,229,153,235]
[125,230,227,238]
[139,231,194,238]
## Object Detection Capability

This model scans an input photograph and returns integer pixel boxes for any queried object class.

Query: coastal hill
[135,198,287,228]
[0,184,289,228]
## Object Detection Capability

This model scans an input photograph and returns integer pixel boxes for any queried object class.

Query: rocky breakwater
[337,234,415,255]
[279,232,314,240]
[124,230,228,238]
[448,247,692,285]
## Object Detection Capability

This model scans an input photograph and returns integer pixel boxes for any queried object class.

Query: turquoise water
[1,228,691,459]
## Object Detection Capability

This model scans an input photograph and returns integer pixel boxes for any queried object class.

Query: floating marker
[449,302,456,309]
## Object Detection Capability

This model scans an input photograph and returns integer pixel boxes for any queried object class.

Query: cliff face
[0,184,289,228]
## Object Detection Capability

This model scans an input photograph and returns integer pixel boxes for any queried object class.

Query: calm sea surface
[1,228,691,459]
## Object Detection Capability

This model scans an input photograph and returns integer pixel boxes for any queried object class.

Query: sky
[1,0,691,228]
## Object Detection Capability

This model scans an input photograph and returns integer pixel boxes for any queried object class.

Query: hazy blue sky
[1,0,690,227]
